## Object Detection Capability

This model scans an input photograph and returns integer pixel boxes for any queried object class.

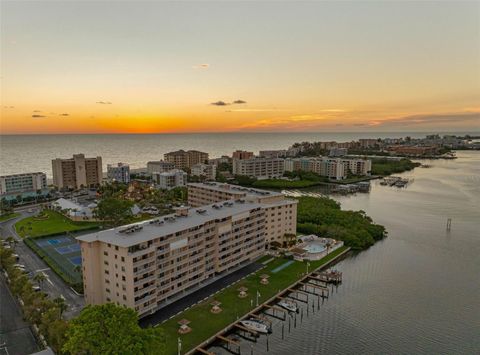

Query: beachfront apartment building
[77,202,266,317]
[191,163,217,180]
[188,182,297,245]
[146,161,175,175]
[107,163,130,184]
[164,150,209,170]
[0,172,48,197]
[52,154,103,190]
[152,169,187,190]
[232,157,285,179]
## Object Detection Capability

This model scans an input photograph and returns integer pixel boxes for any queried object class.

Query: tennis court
[33,234,82,284]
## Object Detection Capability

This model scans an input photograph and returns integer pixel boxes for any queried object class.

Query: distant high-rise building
[146,161,175,175]
[191,163,217,180]
[107,163,130,184]
[258,150,287,159]
[152,169,187,189]
[232,150,254,160]
[164,150,209,170]
[232,157,285,179]
[52,154,102,190]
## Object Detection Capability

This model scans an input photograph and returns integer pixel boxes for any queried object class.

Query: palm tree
[33,272,47,287]
[53,297,68,316]
[5,236,16,247]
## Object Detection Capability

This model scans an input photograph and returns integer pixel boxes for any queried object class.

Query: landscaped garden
[15,210,100,238]
[159,246,347,354]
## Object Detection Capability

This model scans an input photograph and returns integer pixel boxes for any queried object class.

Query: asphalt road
[140,261,264,328]
[0,210,85,320]
[0,273,39,355]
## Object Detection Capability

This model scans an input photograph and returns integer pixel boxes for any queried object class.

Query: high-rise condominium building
[146,161,175,175]
[188,182,297,244]
[77,202,266,317]
[52,154,103,190]
[164,150,209,170]
[107,163,130,184]
[0,172,47,197]
[232,157,285,179]
[152,169,187,190]
[232,150,254,160]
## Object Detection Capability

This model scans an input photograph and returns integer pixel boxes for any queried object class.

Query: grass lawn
[15,210,100,238]
[0,212,20,222]
[159,246,348,354]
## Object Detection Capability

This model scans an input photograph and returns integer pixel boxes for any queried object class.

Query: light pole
[177,337,181,355]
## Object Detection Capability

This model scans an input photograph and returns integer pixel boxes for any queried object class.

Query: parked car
[32,285,41,292]
[12,253,20,261]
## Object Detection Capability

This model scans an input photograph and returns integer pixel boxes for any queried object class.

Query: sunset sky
[1,1,479,134]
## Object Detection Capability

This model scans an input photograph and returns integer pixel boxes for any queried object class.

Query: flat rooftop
[77,199,263,248]
[188,182,284,198]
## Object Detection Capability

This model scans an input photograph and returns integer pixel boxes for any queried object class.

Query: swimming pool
[303,244,326,254]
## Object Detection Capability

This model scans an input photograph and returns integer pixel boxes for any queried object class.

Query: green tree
[94,198,134,227]
[53,297,68,316]
[33,272,47,287]
[63,304,165,355]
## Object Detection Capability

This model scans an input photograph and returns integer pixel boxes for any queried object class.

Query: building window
[103,251,108,256]
[121,256,125,262]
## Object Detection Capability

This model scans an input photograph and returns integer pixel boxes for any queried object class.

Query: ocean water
[0,131,473,177]
[210,151,480,355]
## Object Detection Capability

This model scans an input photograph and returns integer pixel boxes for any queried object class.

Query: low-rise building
[146,161,175,175]
[191,163,216,180]
[107,163,130,184]
[77,201,266,317]
[152,169,187,190]
[188,182,297,245]
[0,172,48,199]
[52,154,102,190]
[232,157,285,179]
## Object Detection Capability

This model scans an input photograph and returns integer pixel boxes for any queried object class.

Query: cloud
[59,113,69,116]
[193,63,210,69]
[211,101,229,106]
[96,101,112,105]
[3,106,14,109]
[369,112,480,127]
[233,100,247,104]
[32,114,46,118]
[33,110,42,112]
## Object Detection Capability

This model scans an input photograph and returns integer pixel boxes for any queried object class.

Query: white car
[14,264,26,269]
[32,285,41,292]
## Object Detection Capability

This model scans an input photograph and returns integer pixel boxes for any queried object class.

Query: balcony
[134,274,156,286]
[134,264,156,276]
[129,245,155,258]
[135,293,156,306]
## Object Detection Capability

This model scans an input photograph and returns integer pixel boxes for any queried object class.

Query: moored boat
[278,300,299,313]
[239,319,272,334]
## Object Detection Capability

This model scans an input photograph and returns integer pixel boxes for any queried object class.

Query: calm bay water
[211,151,480,355]
[0,132,473,177]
